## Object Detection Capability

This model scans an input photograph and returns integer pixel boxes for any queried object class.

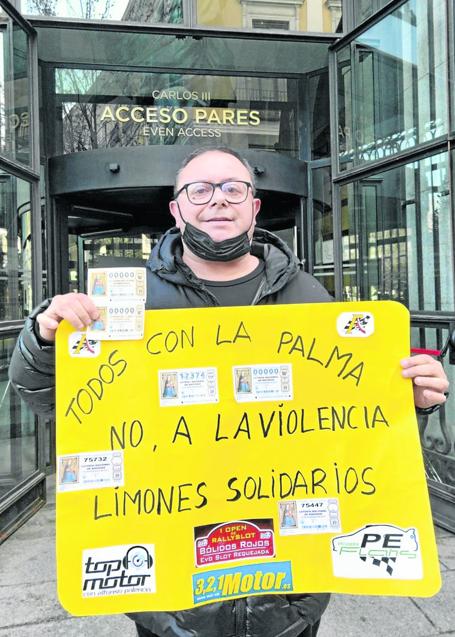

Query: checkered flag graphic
[359,555,397,576]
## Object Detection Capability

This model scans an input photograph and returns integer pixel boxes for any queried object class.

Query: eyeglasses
[174,180,252,205]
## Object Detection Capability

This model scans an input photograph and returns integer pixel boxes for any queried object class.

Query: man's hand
[401,354,449,409]
[36,293,100,342]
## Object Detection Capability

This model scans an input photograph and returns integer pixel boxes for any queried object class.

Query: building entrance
[38,25,334,300]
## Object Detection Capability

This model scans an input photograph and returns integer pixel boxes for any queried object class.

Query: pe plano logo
[69,332,101,357]
[82,544,156,596]
[337,312,374,337]
[332,524,422,579]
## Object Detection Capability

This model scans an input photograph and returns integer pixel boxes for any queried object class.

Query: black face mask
[182,222,251,262]
[176,202,254,262]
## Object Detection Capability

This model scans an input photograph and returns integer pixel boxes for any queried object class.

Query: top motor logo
[82,544,156,597]
[332,524,422,580]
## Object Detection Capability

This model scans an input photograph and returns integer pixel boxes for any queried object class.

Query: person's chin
[202,223,237,242]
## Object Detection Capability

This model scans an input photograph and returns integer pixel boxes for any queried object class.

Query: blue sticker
[192,561,293,604]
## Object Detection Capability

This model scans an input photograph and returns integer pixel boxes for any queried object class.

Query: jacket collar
[147,226,300,295]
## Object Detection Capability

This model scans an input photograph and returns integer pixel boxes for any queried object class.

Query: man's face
[169,151,261,243]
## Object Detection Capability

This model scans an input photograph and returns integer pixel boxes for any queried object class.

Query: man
[9,147,449,637]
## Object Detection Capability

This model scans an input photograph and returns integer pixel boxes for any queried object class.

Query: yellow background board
[55,301,440,615]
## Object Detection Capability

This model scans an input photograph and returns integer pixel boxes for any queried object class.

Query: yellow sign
[55,301,440,616]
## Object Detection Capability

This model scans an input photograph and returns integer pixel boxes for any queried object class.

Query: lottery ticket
[279,498,341,535]
[159,368,218,406]
[57,450,124,492]
[88,267,146,302]
[233,364,293,402]
[87,303,144,340]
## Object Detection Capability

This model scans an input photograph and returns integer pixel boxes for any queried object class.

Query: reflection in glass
[308,70,330,159]
[196,0,341,33]
[311,165,333,296]
[38,28,330,77]
[69,233,158,292]
[451,6,455,135]
[0,18,30,165]
[0,336,37,500]
[24,0,183,23]
[55,69,300,155]
[25,0,341,31]
[85,234,155,265]
[68,233,78,293]
[336,46,352,171]
[352,0,391,28]
[273,227,295,254]
[337,0,448,170]
[340,153,453,312]
[0,173,32,319]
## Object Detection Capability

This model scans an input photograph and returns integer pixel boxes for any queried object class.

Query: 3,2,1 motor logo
[331,524,422,579]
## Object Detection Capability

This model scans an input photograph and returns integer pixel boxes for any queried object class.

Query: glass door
[63,204,163,294]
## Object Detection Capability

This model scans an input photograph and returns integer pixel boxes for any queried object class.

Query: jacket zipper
[185,274,220,306]
[234,597,247,637]
[179,267,270,307]
[251,277,268,305]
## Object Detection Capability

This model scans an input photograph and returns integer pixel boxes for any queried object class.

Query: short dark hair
[174,147,256,196]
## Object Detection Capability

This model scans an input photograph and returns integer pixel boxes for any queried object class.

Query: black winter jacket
[9,227,331,637]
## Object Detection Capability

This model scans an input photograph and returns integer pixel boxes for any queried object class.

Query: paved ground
[1,477,454,637]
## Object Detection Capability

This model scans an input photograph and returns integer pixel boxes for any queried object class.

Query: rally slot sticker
[159,368,218,406]
[279,498,341,535]
[192,561,293,604]
[88,267,146,302]
[194,519,275,567]
[82,544,156,597]
[86,302,145,340]
[233,364,293,402]
[57,450,124,492]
